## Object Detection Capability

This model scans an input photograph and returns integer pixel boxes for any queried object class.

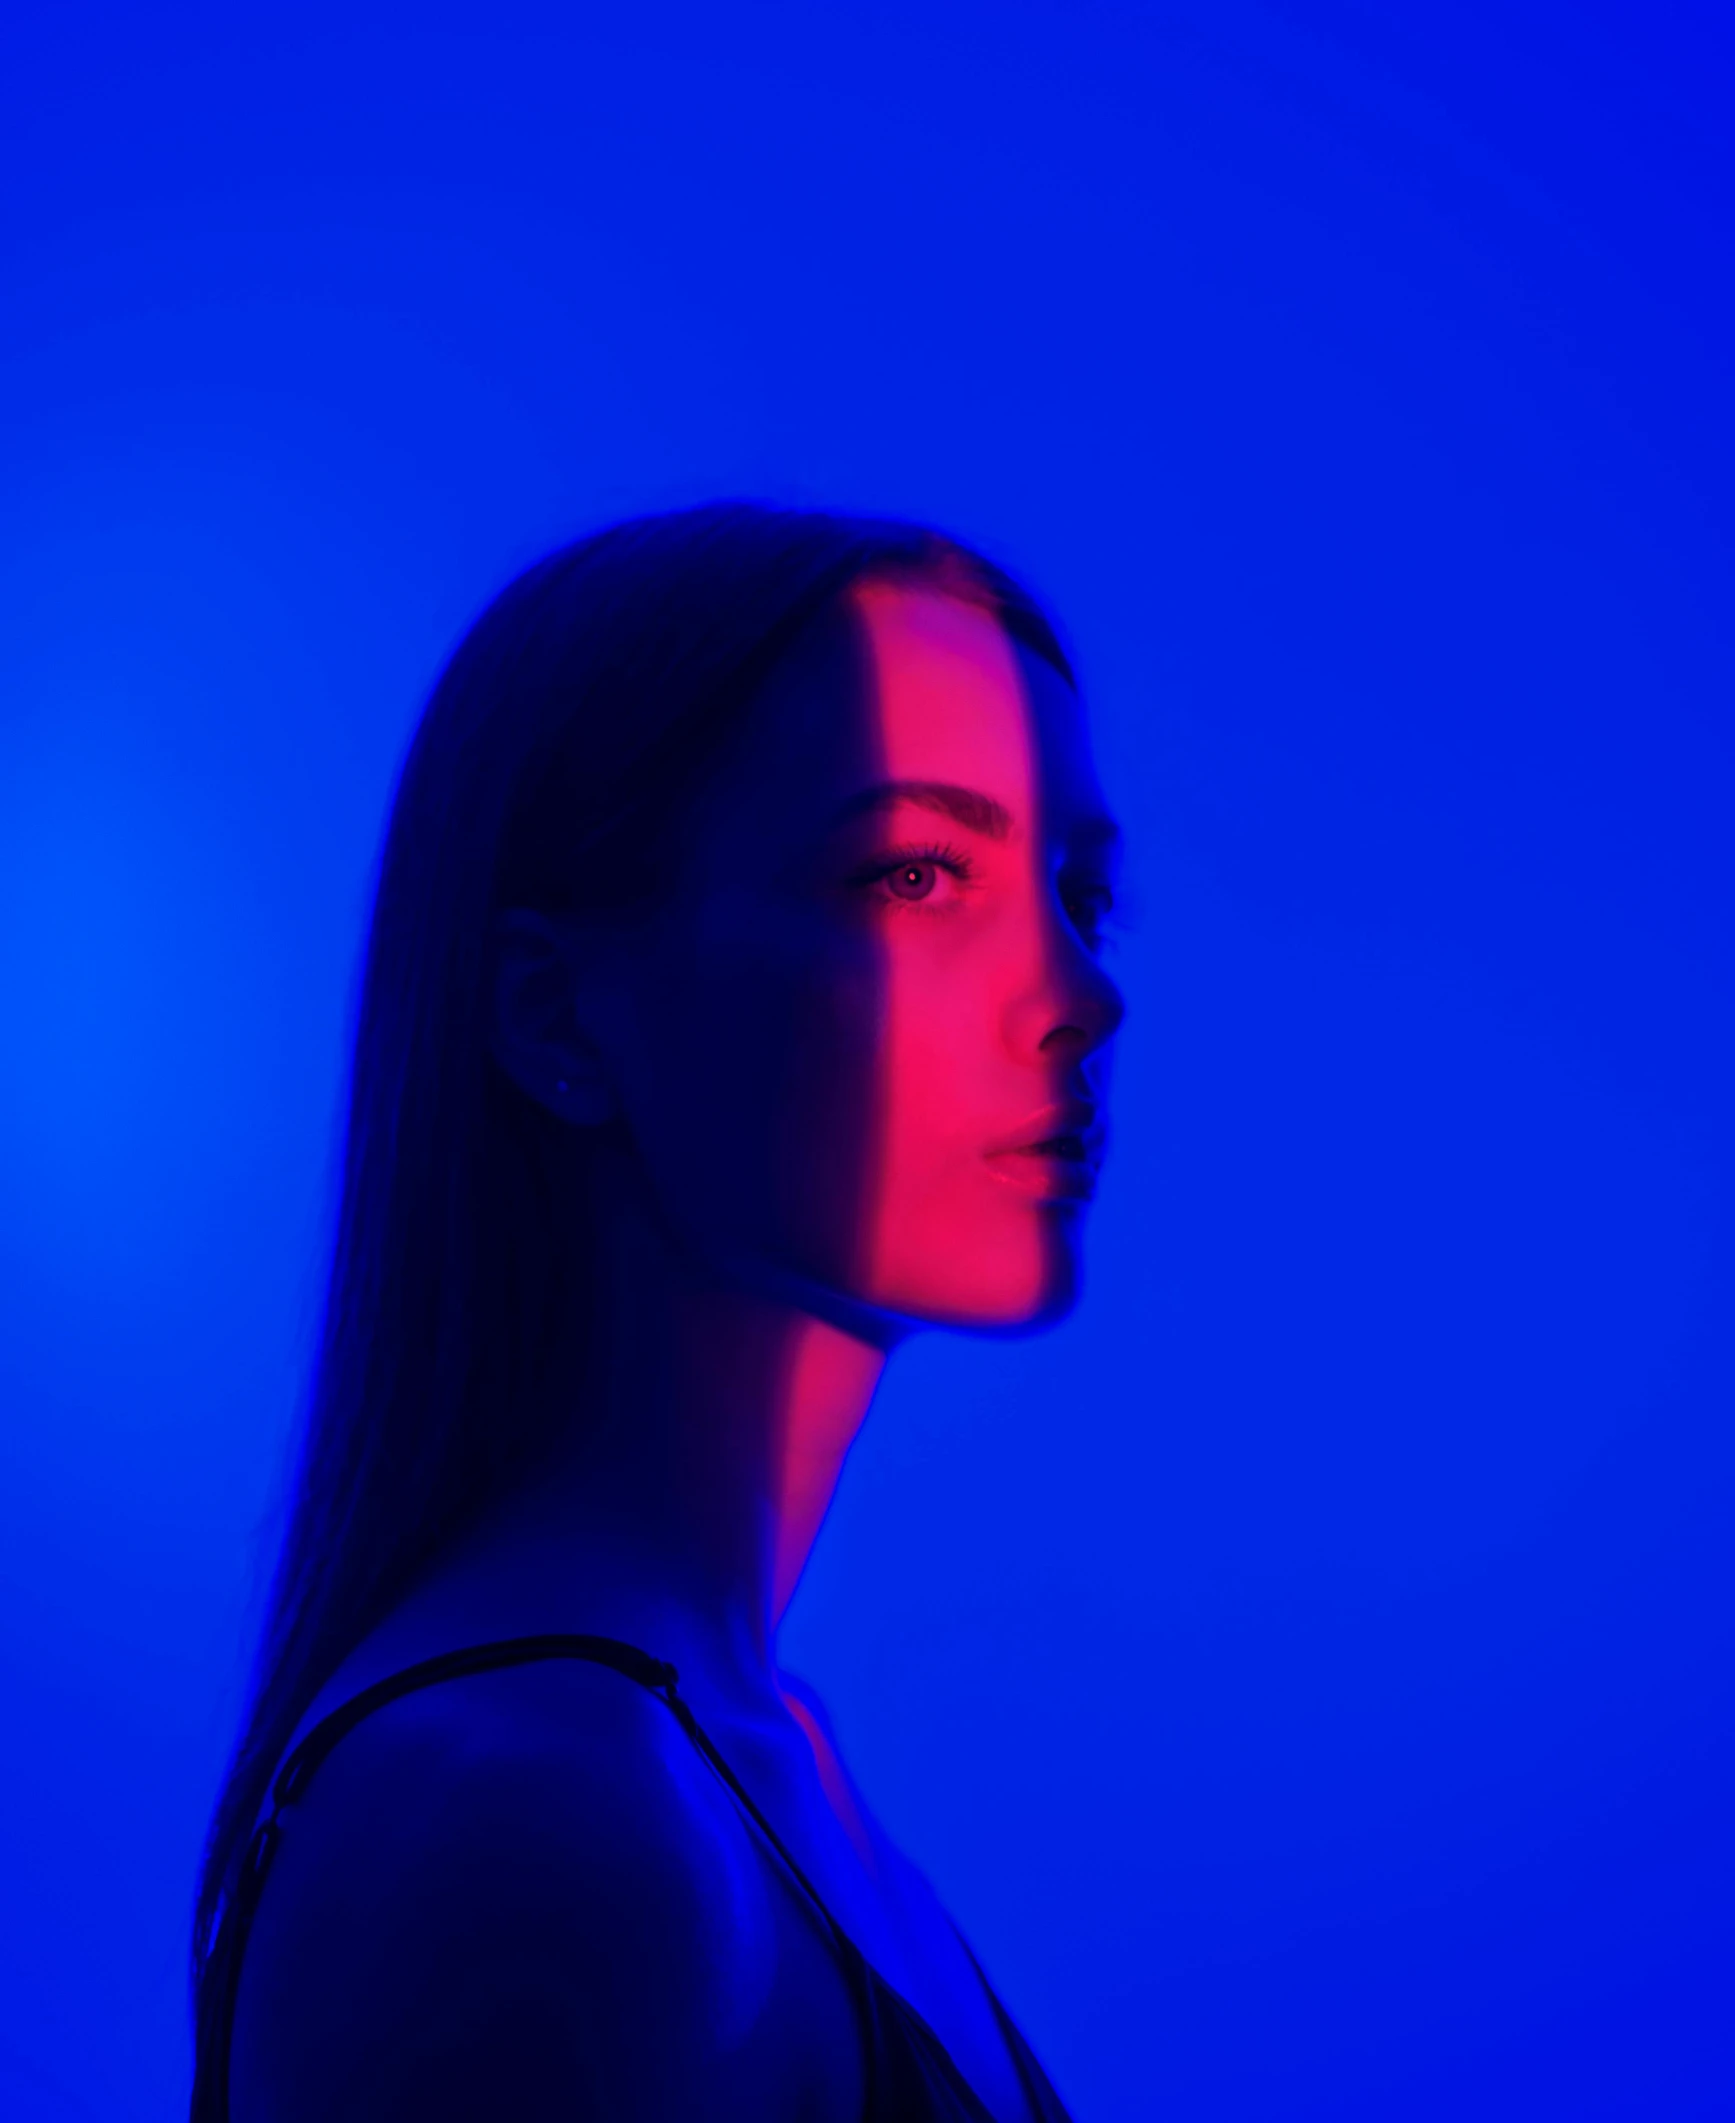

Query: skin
[229,582,1125,2123]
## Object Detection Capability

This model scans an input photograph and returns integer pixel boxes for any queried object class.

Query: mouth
[1032,1131,1091,1161]
[983,1116,1104,1202]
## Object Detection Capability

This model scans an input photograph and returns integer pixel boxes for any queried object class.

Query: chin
[750,1211,1088,1343]
[961,1274,1084,1341]
[879,1222,1086,1338]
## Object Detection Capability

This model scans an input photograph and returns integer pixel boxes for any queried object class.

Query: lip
[983,1102,1105,1202]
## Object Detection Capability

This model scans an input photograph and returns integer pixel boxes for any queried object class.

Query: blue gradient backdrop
[2,5,1730,2117]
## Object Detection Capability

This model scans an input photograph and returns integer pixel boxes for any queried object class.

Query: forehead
[850,579,1036,787]
[702,580,1102,842]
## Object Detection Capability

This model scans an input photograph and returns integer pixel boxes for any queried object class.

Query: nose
[1006,905,1127,1065]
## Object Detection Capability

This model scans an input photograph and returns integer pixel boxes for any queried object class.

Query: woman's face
[586,579,1125,1335]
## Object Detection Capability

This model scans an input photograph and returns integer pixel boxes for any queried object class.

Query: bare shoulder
[228,1659,861,2123]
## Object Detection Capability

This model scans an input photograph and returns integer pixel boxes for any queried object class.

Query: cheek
[860,944,1059,1319]
[622,913,887,1280]
[764,948,887,1281]
[873,950,981,1161]
[619,911,1072,1326]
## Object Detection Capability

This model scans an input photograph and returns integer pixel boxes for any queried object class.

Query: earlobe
[489,907,620,1126]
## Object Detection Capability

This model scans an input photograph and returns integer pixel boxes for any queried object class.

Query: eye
[849,841,977,913]
[886,859,941,902]
[1060,876,1117,949]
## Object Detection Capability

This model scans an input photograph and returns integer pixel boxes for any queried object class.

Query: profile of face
[517,579,1126,1337]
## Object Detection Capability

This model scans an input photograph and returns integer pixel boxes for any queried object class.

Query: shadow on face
[601,578,1127,1339]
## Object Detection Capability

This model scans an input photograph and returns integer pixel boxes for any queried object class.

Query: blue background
[1,4,1730,2117]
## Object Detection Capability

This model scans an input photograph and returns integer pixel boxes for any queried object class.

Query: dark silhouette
[191,502,1125,2120]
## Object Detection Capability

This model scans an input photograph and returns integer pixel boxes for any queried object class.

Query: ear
[488,907,620,1126]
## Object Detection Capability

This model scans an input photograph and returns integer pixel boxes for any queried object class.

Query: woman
[191,501,1125,2121]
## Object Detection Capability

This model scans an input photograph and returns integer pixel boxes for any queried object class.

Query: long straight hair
[188,498,1072,2090]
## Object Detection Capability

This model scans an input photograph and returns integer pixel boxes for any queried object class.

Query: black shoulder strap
[266,1634,673,1808]
[192,1634,876,2122]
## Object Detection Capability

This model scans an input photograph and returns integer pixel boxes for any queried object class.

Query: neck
[444,1150,891,1718]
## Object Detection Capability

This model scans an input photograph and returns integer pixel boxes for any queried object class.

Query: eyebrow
[830,779,1014,839]
[829,777,1123,854]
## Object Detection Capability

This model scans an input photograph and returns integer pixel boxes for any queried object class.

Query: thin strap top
[192,1634,1076,2123]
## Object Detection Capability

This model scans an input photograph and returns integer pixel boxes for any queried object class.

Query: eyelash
[845,840,1112,951]
[1061,878,1120,950]
[850,840,979,909]
[849,843,1123,951]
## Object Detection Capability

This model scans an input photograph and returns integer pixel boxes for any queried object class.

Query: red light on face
[843,581,1110,1329]
[606,574,1121,1364]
